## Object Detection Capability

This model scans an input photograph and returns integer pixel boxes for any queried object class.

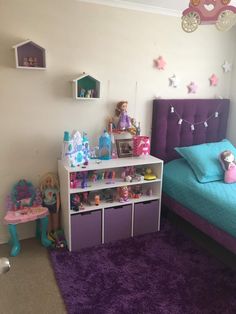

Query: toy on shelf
[70,172,82,188]
[101,189,115,203]
[130,185,142,199]
[99,130,112,160]
[81,172,88,188]
[79,88,86,97]
[4,179,51,256]
[146,187,153,196]
[133,136,150,156]
[144,168,157,180]
[95,194,100,206]
[62,130,90,167]
[120,166,136,182]
[39,173,60,233]
[119,186,129,202]
[115,101,131,131]
[106,101,141,136]
[71,192,91,211]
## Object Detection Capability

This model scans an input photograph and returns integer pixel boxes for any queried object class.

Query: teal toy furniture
[4,180,51,257]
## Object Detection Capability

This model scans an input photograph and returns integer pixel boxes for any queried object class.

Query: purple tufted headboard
[151,99,229,162]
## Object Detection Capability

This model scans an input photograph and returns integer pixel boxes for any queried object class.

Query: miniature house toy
[72,73,101,100]
[13,40,46,69]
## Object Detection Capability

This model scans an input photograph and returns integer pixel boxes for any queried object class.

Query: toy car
[182,0,236,32]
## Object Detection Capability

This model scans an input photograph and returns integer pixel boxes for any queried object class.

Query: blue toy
[99,130,111,160]
[62,130,90,167]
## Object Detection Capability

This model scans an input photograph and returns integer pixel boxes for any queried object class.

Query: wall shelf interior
[13,40,46,69]
[72,73,101,99]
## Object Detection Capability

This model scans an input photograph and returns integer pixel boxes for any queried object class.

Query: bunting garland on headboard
[170,105,220,132]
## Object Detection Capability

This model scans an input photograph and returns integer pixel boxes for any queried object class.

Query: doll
[39,172,60,233]
[119,186,129,202]
[115,101,131,131]
[219,150,236,184]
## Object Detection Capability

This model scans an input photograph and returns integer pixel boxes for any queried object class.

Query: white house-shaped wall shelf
[13,40,46,69]
[72,73,101,100]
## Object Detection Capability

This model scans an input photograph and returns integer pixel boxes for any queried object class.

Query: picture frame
[116,139,133,158]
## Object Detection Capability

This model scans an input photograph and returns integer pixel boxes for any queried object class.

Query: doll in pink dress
[219,150,236,184]
[115,101,131,131]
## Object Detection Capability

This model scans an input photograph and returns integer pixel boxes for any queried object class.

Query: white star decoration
[169,74,180,88]
[222,61,232,73]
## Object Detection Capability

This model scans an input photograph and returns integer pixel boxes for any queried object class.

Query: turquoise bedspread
[163,158,236,238]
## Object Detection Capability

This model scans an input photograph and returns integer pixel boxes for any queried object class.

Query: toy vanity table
[4,207,51,256]
[4,179,52,257]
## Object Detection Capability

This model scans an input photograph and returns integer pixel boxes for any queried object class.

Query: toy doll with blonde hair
[115,101,131,131]
[39,172,60,233]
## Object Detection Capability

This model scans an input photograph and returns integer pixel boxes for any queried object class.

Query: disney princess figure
[39,172,60,233]
[219,150,236,184]
[115,101,131,131]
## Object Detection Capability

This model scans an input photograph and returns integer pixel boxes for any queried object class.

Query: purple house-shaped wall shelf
[13,40,46,69]
[72,73,101,100]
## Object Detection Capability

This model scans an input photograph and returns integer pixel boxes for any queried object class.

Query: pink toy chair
[4,180,51,256]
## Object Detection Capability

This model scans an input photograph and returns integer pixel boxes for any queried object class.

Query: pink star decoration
[187,81,198,94]
[154,56,166,70]
[209,74,218,86]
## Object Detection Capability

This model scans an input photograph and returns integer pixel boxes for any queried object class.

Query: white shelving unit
[58,155,163,251]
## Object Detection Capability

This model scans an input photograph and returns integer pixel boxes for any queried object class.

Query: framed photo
[116,139,133,158]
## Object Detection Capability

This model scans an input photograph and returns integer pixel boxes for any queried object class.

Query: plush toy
[219,150,236,184]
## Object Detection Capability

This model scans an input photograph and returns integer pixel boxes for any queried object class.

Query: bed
[150,99,236,255]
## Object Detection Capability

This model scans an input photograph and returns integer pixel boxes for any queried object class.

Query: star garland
[170,105,220,132]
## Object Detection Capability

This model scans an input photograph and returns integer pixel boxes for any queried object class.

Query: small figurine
[39,173,60,233]
[115,101,131,131]
[95,194,100,206]
[28,57,34,67]
[119,186,129,202]
[86,89,92,98]
[146,187,153,196]
[144,168,157,180]
[79,88,86,97]
[23,57,29,67]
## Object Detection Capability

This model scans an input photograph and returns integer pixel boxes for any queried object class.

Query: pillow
[175,139,236,183]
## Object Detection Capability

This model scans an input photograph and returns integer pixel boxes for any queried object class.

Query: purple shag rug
[49,220,236,314]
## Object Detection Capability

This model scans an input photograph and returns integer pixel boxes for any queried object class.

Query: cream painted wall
[228,28,236,144]
[0,0,235,243]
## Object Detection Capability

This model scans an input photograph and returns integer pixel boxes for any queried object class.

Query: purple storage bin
[71,210,102,251]
[133,200,159,236]
[104,204,132,243]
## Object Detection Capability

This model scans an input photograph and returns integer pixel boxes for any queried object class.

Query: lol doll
[39,172,60,233]
[115,101,131,131]
[119,186,129,202]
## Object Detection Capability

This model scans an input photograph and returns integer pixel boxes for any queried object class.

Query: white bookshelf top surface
[59,155,163,172]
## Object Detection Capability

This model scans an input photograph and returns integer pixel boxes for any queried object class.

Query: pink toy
[4,207,48,224]
[219,150,236,183]
[4,179,51,256]
[133,136,150,156]
[182,0,236,32]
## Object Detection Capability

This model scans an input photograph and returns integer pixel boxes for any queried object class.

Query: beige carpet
[0,238,66,314]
